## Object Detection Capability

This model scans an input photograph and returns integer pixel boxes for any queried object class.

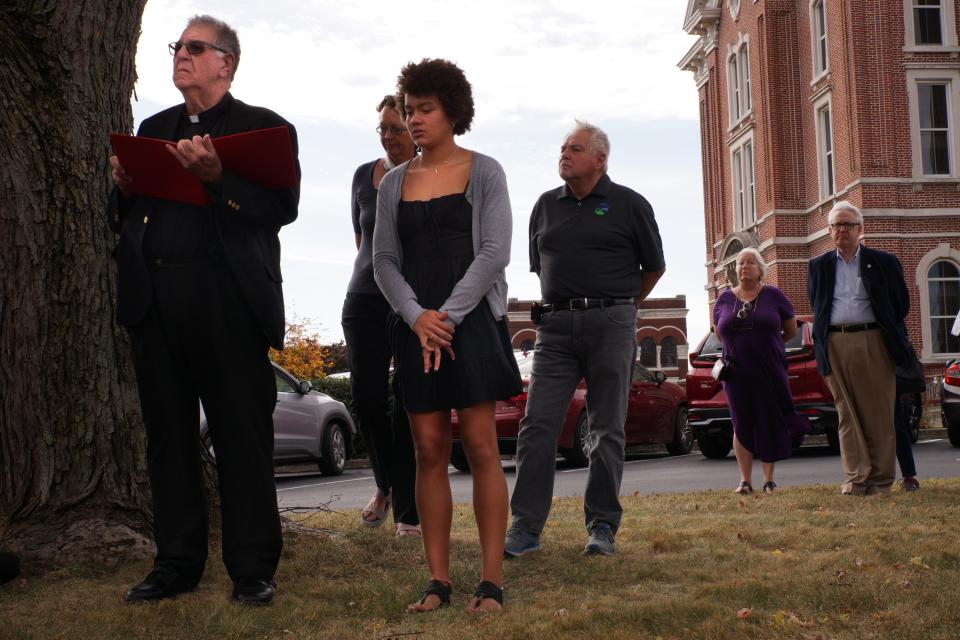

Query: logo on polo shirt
[594,203,609,216]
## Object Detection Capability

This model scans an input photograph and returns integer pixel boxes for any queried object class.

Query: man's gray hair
[187,14,241,80]
[736,247,767,278]
[827,200,864,226]
[569,119,610,172]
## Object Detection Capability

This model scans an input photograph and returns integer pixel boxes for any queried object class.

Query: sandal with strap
[734,481,753,495]
[466,580,503,613]
[360,493,391,528]
[407,579,452,613]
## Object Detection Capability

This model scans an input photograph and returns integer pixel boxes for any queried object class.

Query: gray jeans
[510,303,638,535]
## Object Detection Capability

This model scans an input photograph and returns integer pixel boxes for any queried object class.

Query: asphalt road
[275,437,960,512]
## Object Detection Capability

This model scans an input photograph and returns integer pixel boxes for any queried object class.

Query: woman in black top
[342,95,419,536]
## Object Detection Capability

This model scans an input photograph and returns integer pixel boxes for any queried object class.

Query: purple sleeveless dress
[713,285,809,462]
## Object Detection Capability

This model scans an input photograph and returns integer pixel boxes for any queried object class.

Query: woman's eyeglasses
[736,301,753,320]
[376,125,407,137]
[169,40,229,56]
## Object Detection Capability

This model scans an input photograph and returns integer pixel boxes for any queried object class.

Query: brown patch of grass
[1,481,960,639]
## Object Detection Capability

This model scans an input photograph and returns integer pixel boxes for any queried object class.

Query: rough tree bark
[0,1,153,567]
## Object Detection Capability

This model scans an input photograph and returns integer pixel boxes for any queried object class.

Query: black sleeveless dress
[391,193,521,413]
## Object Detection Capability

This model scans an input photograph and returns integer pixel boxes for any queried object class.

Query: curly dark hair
[396,58,474,136]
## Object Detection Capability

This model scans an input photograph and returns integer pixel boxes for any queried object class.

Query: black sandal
[735,481,753,495]
[468,580,503,611]
[409,579,452,612]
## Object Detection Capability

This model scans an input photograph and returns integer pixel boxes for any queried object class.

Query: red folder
[110,126,298,206]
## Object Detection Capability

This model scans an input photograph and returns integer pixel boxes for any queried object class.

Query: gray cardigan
[372,151,512,329]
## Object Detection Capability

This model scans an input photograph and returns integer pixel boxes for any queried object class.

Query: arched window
[639,338,657,368]
[661,337,678,368]
[928,259,960,354]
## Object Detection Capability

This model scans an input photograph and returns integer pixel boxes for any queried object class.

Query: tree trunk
[0,0,153,568]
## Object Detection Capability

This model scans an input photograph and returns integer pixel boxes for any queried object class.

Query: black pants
[894,395,917,478]
[342,292,418,525]
[129,258,282,583]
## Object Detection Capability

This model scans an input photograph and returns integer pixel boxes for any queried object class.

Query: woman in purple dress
[712,248,809,494]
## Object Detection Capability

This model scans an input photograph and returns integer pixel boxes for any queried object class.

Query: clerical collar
[182,92,233,125]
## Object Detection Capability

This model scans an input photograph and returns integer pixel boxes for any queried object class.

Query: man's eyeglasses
[736,301,753,320]
[376,125,407,137]
[829,222,860,231]
[169,40,228,56]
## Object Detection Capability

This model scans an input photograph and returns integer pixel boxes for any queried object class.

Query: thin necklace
[420,147,458,174]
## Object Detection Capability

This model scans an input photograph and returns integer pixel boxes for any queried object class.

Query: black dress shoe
[232,577,275,606]
[125,567,197,603]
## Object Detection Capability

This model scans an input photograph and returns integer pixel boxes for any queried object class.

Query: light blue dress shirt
[830,245,876,325]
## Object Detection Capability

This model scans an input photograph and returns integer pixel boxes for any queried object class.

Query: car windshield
[698,320,807,359]
[515,352,535,376]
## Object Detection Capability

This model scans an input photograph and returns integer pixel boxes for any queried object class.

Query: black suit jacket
[807,245,911,375]
[107,94,300,349]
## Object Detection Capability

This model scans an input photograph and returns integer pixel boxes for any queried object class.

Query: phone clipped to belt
[531,302,547,325]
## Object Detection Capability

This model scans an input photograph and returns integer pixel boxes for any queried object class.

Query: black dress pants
[129,257,282,583]
[342,292,418,525]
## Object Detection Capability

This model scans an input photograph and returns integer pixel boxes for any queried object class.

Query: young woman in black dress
[373,59,521,613]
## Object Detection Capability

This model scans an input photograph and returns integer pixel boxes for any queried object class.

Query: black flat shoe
[763,481,777,493]
[125,567,197,603]
[232,577,275,606]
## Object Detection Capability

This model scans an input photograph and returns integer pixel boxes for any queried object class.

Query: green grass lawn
[2,480,959,639]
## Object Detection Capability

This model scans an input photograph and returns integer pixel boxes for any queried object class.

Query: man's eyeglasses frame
[169,40,229,57]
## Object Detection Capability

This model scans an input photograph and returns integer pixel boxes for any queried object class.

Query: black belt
[542,297,635,312]
[827,322,880,333]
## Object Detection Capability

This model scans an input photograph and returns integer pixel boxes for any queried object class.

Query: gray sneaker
[504,527,541,558]
[583,522,615,556]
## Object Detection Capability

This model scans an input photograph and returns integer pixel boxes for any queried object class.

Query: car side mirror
[298,380,313,394]
[654,370,667,385]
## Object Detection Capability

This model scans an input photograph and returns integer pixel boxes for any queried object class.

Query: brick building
[506,296,690,380]
[679,0,960,371]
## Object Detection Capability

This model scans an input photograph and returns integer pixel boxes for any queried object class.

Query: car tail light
[688,412,703,422]
[798,408,821,415]
[946,362,960,386]
[510,392,528,402]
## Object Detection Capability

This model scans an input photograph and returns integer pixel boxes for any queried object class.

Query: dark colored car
[686,319,922,458]
[200,362,357,475]
[449,352,691,472]
[942,358,960,446]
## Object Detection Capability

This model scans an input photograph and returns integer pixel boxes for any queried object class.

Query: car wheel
[666,407,693,455]
[947,415,960,448]
[825,425,841,453]
[318,422,347,476]
[696,431,731,459]
[450,446,471,473]
[563,412,591,467]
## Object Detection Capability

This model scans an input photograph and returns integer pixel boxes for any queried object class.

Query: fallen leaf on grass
[910,556,930,570]
[834,569,846,584]
[847,522,856,528]
[893,561,906,570]
[633,490,640,497]
[772,548,784,556]
[738,499,746,510]
[838,612,850,621]
[555,608,569,617]
[854,558,863,569]
[772,610,807,627]
[901,580,912,588]
[736,608,752,619]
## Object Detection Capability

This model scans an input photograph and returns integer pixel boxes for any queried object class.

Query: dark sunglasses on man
[168,40,229,56]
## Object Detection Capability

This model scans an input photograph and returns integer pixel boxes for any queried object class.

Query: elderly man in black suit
[808,201,911,495]
[107,14,299,605]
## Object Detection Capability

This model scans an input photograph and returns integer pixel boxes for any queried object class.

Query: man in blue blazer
[107,15,299,605]
[807,201,910,495]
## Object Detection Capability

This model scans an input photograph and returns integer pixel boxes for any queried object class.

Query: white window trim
[729,0,741,21]
[809,0,830,81]
[729,130,756,230]
[916,243,960,360]
[906,68,960,178]
[903,0,958,50]
[727,33,752,128]
[813,92,836,199]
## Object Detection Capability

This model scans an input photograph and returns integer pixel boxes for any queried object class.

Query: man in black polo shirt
[506,121,665,557]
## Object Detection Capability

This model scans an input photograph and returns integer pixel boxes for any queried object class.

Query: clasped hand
[414,309,455,373]
[166,134,223,184]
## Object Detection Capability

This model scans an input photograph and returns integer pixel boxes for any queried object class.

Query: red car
[449,352,691,472]
[686,318,922,458]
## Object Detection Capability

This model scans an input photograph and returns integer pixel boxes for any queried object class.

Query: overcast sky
[133,0,707,347]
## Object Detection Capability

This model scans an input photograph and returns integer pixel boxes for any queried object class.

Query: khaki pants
[824,328,896,494]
